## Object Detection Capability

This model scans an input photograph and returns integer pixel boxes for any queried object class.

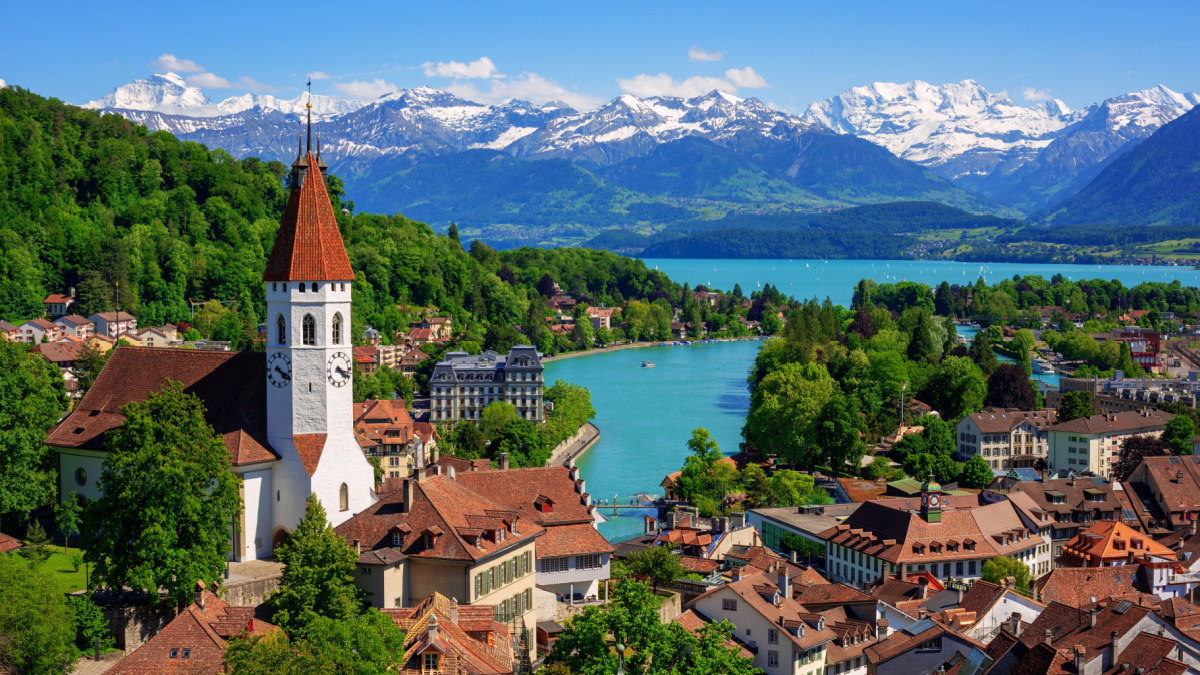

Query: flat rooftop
[749,503,861,536]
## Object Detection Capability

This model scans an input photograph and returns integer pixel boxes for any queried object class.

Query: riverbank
[543,337,763,363]
[548,421,601,466]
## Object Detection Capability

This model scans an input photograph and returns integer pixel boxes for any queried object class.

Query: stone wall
[219,571,282,608]
[98,600,177,653]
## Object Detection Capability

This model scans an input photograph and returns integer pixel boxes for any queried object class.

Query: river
[642,258,1200,308]
[544,340,760,540]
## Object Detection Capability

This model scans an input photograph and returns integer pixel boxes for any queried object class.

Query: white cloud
[616,73,737,99]
[688,46,725,62]
[235,76,285,93]
[332,78,398,99]
[422,57,503,80]
[724,66,769,88]
[1022,87,1054,101]
[185,72,235,88]
[445,72,605,111]
[307,71,330,80]
[149,54,205,73]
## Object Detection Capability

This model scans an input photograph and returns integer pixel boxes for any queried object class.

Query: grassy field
[35,545,92,594]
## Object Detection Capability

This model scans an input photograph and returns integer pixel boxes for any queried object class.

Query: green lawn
[37,545,92,594]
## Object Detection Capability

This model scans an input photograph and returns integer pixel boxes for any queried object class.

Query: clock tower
[920,473,942,523]
[261,104,374,536]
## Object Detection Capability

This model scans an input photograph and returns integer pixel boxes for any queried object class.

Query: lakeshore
[542,337,764,363]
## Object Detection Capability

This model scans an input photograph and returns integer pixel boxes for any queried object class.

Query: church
[46,113,377,561]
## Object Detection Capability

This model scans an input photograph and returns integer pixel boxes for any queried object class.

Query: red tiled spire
[263,152,355,282]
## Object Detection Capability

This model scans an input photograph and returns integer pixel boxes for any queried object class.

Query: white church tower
[262,103,374,544]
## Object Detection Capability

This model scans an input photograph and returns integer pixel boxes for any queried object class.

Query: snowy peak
[215,92,367,119]
[84,72,212,114]
[1092,84,1199,131]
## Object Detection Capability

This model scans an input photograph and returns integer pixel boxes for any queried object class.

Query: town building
[863,616,991,675]
[0,320,18,341]
[43,292,75,317]
[361,325,381,345]
[955,410,1057,469]
[817,479,1043,588]
[88,311,137,339]
[354,345,378,375]
[687,567,839,675]
[832,477,889,503]
[1050,374,1200,412]
[54,314,93,340]
[748,503,862,552]
[106,585,277,675]
[1046,409,1174,479]
[381,592,517,675]
[411,316,453,340]
[48,133,374,562]
[354,398,423,479]
[1124,455,1200,529]
[450,460,614,603]
[585,306,615,331]
[16,317,64,343]
[334,465,540,658]
[985,471,1141,573]
[429,347,545,423]
[400,347,430,378]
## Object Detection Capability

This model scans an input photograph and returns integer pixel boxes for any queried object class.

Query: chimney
[918,575,929,600]
[448,465,456,480]
[404,478,414,514]
[1178,470,1184,483]
[918,608,929,620]
[876,619,888,640]
[778,566,791,599]
[1191,520,1197,538]
[1090,607,1098,628]
[731,566,743,582]
[431,443,440,465]
[1074,645,1085,673]
[353,539,361,555]
[428,614,439,642]
[1006,576,1016,589]
[450,598,459,624]
[499,452,509,471]
[790,550,798,564]
[957,585,964,604]
[195,580,207,609]
[1009,613,1021,636]
[568,464,579,481]
[1045,629,1053,646]
[1110,631,1118,665]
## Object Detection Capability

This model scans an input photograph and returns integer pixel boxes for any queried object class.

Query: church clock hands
[327,351,352,387]
[267,352,292,388]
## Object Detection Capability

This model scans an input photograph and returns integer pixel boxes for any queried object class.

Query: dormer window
[424,533,434,549]
[392,532,403,546]
[424,653,439,670]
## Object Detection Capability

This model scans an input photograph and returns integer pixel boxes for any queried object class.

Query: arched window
[303,314,316,345]
[339,483,349,512]
[332,313,343,345]
[299,283,306,293]
[277,315,286,345]
[311,282,318,293]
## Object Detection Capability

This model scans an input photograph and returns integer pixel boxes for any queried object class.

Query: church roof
[45,347,279,466]
[263,151,354,282]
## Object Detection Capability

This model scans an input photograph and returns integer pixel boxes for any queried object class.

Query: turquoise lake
[554,259,1198,539]
[544,340,761,540]
[642,258,1200,309]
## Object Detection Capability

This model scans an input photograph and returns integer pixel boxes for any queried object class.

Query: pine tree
[269,494,363,633]
[968,331,999,376]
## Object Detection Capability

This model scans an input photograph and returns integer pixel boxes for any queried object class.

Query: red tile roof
[108,589,276,675]
[335,474,543,562]
[674,609,755,659]
[31,341,88,364]
[1033,567,1141,607]
[354,399,413,449]
[1102,632,1188,675]
[44,294,73,305]
[0,532,23,553]
[452,465,594,527]
[835,477,889,502]
[534,523,614,558]
[1058,520,1176,567]
[381,593,514,674]
[56,314,92,327]
[263,153,354,282]
[1048,409,1173,435]
[292,434,326,476]
[45,347,278,466]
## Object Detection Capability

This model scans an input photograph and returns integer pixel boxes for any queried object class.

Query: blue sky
[4,0,1198,112]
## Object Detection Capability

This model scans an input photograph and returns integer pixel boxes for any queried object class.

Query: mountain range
[74,73,1200,247]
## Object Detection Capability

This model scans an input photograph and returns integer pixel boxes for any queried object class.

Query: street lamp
[609,640,634,675]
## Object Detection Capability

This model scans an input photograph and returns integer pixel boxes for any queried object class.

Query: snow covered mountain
[83,72,367,119]
[802,80,1200,211]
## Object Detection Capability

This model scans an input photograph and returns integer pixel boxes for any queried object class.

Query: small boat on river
[641,361,655,368]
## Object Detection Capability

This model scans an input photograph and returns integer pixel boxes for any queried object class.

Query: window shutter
[475,573,482,599]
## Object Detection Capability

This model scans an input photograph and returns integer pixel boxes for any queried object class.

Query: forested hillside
[0,86,681,341]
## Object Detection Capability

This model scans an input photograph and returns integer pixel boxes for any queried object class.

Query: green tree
[74,270,115,318]
[54,492,82,554]
[269,493,363,633]
[447,222,461,246]
[22,519,52,565]
[66,595,114,653]
[481,323,526,354]
[811,395,865,472]
[82,380,241,608]
[0,340,70,517]
[1058,391,1093,423]
[480,401,518,440]
[924,356,986,420]
[225,611,407,674]
[686,620,761,675]
[0,554,78,674]
[624,546,687,594]
[984,363,1037,411]
[743,362,836,466]
[958,455,995,489]
[1162,415,1196,455]
[769,469,831,506]
[192,300,231,338]
[864,454,903,481]
[1117,341,1144,377]
[450,420,486,459]
[495,418,548,467]
[686,427,723,465]
[980,555,1030,593]
[571,305,595,350]
[969,331,999,376]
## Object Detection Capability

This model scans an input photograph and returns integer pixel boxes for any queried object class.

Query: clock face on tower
[267,351,292,388]
[929,494,940,508]
[327,351,352,387]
